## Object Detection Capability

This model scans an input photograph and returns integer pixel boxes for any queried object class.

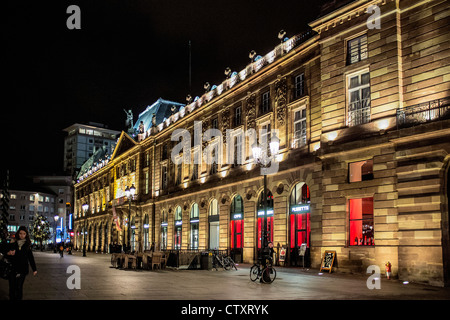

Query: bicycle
[223,255,238,271]
[250,259,276,283]
[213,253,238,271]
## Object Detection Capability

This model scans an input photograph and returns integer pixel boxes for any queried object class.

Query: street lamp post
[82,203,89,257]
[124,184,136,252]
[252,131,280,265]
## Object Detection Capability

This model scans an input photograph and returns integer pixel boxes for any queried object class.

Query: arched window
[230,195,244,263]
[143,214,150,250]
[160,210,168,250]
[174,206,182,250]
[130,216,136,252]
[289,182,311,266]
[257,190,274,250]
[190,203,199,249]
[208,199,220,250]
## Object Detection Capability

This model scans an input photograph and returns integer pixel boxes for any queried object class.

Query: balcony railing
[397,97,450,129]
[348,99,371,127]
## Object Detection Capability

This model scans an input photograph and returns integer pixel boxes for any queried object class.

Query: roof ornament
[224,67,232,78]
[124,108,134,135]
[204,82,211,93]
[278,30,286,43]
[249,50,256,62]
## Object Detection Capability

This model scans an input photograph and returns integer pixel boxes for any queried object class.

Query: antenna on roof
[188,40,192,93]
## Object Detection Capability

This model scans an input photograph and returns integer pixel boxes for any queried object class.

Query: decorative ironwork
[348,98,371,127]
[396,97,450,129]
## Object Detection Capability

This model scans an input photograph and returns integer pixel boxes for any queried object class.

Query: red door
[230,219,243,262]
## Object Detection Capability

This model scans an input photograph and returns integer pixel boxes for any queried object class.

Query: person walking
[3,226,37,300]
[58,242,64,258]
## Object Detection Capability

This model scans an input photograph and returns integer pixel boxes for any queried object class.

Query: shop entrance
[256,190,274,259]
[230,194,244,263]
[289,182,311,267]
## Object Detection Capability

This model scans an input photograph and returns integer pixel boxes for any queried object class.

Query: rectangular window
[211,117,218,130]
[260,122,271,155]
[145,171,149,194]
[234,105,242,127]
[209,149,218,175]
[161,166,167,190]
[260,91,270,115]
[191,163,199,181]
[294,73,305,99]
[234,135,243,166]
[349,197,374,246]
[293,107,307,148]
[347,34,368,65]
[347,70,371,126]
[162,144,168,161]
[349,160,374,182]
[175,162,182,185]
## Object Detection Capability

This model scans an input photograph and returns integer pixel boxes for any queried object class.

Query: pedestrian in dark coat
[4,226,37,300]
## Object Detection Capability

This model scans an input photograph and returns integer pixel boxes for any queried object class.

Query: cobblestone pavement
[1,250,449,316]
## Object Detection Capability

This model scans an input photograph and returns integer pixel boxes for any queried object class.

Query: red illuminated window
[290,213,310,248]
[231,219,243,249]
[349,197,374,246]
[257,215,273,249]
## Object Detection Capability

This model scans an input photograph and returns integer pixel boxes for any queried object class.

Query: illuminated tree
[30,214,51,250]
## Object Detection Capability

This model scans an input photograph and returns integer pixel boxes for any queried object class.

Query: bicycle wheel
[250,264,260,282]
[224,257,235,270]
[229,257,238,270]
[261,266,276,283]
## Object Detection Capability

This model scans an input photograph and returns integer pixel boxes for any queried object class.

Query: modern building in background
[73,0,450,286]
[31,175,74,241]
[63,122,121,178]
[1,177,67,244]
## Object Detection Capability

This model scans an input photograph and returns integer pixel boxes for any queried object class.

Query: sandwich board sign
[320,251,336,273]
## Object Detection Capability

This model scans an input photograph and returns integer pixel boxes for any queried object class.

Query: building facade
[1,174,74,243]
[73,0,450,286]
[63,122,121,177]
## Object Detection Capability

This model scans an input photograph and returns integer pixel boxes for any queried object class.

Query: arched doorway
[174,206,182,250]
[230,194,244,263]
[289,182,310,267]
[208,199,220,250]
[190,203,199,249]
[160,211,168,250]
[257,189,274,258]
[130,216,136,252]
[143,214,150,250]
[103,222,108,253]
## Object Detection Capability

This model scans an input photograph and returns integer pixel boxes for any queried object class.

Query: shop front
[256,190,274,259]
[230,194,244,263]
[289,182,311,267]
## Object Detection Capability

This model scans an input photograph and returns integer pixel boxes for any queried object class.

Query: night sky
[3,0,325,179]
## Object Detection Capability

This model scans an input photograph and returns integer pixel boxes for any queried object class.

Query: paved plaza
[1,250,450,302]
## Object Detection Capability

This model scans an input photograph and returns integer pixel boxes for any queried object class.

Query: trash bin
[201,252,213,270]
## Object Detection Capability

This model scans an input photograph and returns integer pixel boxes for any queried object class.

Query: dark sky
[3,0,325,178]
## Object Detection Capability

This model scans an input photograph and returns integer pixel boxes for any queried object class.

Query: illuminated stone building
[73,0,450,286]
